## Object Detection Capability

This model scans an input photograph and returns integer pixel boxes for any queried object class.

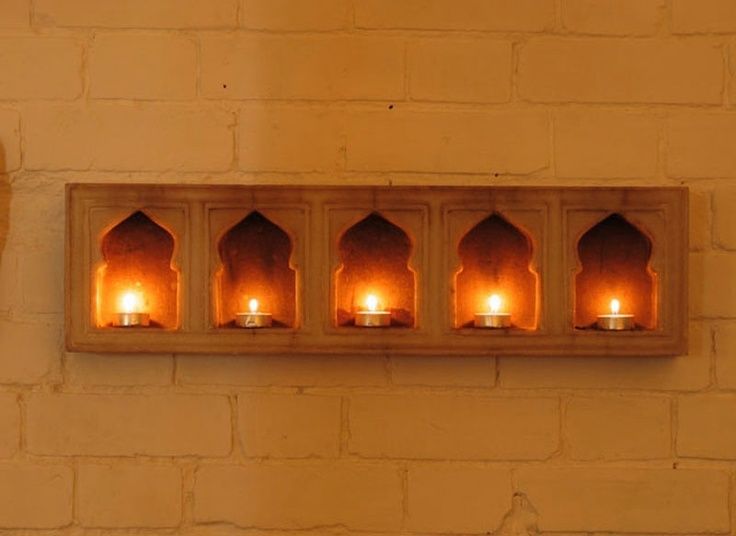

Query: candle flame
[248,298,260,314]
[610,298,621,315]
[365,294,380,312]
[488,294,502,314]
[121,291,142,314]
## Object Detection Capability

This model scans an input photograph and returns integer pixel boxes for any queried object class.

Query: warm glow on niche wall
[455,214,538,329]
[335,213,416,327]
[216,212,296,328]
[575,214,657,330]
[95,211,179,329]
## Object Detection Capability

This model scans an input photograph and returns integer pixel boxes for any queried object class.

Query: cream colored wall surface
[0,0,734,534]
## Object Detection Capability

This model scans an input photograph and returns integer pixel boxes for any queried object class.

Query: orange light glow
[488,294,503,314]
[119,288,144,314]
[610,298,621,315]
[365,294,381,312]
[248,298,260,314]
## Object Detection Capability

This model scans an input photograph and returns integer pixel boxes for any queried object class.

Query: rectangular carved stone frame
[66,184,688,356]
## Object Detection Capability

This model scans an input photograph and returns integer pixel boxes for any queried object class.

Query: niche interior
[334,213,416,328]
[96,211,179,329]
[66,185,687,356]
[214,211,296,329]
[454,213,539,330]
[574,214,656,330]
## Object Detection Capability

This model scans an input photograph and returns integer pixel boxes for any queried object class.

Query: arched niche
[97,211,178,328]
[335,212,415,327]
[455,213,538,329]
[575,213,657,329]
[216,211,295,328]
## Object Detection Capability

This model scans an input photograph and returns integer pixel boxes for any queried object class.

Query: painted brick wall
[0,0,734,533]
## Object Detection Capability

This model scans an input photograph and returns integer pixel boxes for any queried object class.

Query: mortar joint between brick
[228,393,239,460]
[510,39,522,103]
[555,395,567,460]
[180,462,196,527]
[553,0,564,33]
[347,0,356,31]
[672,395,681,459]
[27,0,37,28]
[384,354,394,386]
[69,456,78,527]
[235,0,243,28]
[15,392,24,458]
[79,32,91,102]
[400,461,409,529]
[710,323,719,388]
[339,395,350,457]
[668,396,678,460]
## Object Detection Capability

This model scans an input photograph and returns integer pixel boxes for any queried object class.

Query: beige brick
[673,0,736,33]
[19,248,63,313]
[678,395,736,458]
[390,356,495,387]
[64,353,173,386]
[0,0,29,27]
[0,108,20,173]
[194,463,402,530]
[0,251,17,313]
[697,252,736,318]
[499,322,710,390]
[355,0,555,31]
[562,0,665,35]
[7,178,64,247]
[408,39,511,103]
[554,109,659,178]
[26,393,230,456]
[346,109,549,174]
[689,188,711,251]
[714,187,736,249]
[0,37,81,100]
[24,104,233,171]
[242,0,350,30]
[239,106,344,172]
[0,464,72,528]
[176,355,388,387]
[407,464,511,533]
[239,393,341,458]
[554,109,658,178]
[0,394,19,458]
[90,33,196,100]
[519,38,722,104]
[78,464,181,528]
[565,396,670,460]
[716,322,736,388]
[0,320,60,384]
[35,0,237,28]
[349,395,559,460]
[518,468,729,533]
[201,36,403,100]
[669,113,736,178]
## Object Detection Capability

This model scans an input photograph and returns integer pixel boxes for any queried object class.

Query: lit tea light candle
[113,289,150,327]
[474,294,511,329]
[236,298,273,328]
[597,298,634,331]
[355,294,391,327]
